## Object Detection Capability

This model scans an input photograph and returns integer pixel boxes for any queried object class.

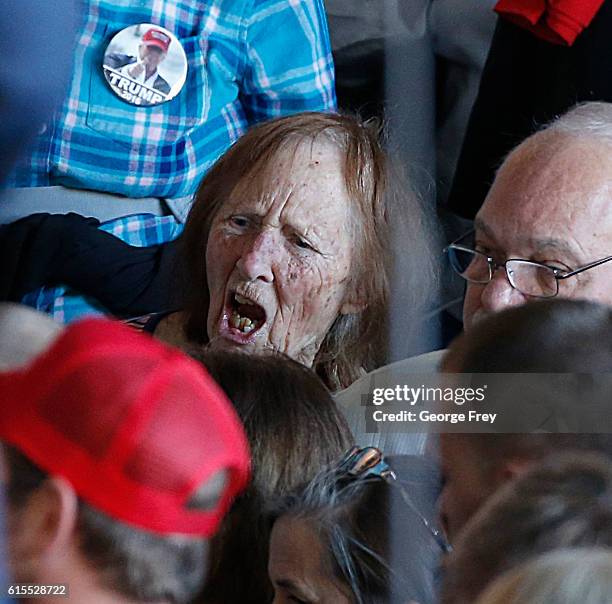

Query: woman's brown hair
[181,111,433,390]
[189,349,353,604]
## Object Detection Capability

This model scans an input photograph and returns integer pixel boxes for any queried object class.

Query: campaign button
[102,23,187,107]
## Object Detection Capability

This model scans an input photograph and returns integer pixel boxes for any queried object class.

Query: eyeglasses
[337,446,452,553]
[445,239,612,299]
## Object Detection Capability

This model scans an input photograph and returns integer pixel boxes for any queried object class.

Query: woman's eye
[294,236,314,251]
[230,216,250,229]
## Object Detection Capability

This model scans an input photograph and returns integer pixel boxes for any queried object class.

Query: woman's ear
[339,276,368,315]
[339,299,367,315]
[340,286,367,315]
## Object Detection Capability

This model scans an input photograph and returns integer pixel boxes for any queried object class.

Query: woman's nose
[236,231,277,283]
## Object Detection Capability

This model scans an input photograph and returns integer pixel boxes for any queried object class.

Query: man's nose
[236,231,277,283]
[479,265,527,314]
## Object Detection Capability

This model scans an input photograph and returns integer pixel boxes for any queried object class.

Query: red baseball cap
[142,27,171,52]
[0,318,250,537]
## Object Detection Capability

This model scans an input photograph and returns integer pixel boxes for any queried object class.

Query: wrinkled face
[138,43,166,69]
[205,140,356,366]
[269,516,353,604]
[439,434,494,542]
[463,134,612,330]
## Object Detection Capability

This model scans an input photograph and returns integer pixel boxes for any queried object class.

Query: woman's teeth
[230,311,259,333]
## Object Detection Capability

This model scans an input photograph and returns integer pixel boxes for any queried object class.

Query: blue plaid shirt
[6,0,336,203]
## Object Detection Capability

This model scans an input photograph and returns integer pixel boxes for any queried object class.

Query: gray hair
[0,303,63,370]
[271,455,441,604]
[475,548,612,604]
[542,101,612,143]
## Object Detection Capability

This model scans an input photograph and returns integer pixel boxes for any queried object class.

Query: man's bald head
[0,304,63,370]
[463,102,612,330]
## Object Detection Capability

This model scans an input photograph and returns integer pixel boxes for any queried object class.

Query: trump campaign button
[102,23,187,106]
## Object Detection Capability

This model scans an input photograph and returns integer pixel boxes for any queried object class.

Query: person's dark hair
[442,452,612,604]
[444,299,612,373]
[181,111,435,390]
[4,445,208,604]
[271,454,443,604]
[190,350,353,604]
[441,299,612,482]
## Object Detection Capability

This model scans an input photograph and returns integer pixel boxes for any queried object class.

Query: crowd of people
[2,0,612,603]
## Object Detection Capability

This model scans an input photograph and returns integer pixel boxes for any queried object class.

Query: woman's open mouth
[222,292,267,340]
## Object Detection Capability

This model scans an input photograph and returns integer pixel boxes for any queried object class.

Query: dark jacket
[0,213,182,316]
[448,1,612,218]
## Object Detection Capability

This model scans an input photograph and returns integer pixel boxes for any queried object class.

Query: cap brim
[142,41,168,51]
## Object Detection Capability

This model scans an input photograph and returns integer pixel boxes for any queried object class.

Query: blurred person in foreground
[0,0,76,184]
[439,298,612,541]
[474,548,612,604]
[442,453,612,604]
[0,303,63,599]
[269,447,447,604]
[0,0,77,593]
[0,319,249,604]
[190,350,352,604]
[0,303,64,603]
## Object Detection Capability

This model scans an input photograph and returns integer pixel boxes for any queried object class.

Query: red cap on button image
[142,27,171,52]
[0,318,250,537]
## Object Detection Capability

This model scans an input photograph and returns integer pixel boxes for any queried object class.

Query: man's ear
[10,477,79,573]
[31,477,79,562]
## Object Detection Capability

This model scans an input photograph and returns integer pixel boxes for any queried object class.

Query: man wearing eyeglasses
[335,101,612,454]
[452,101,612,330]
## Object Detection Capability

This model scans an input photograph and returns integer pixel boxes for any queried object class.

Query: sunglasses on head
[337,446,452,553]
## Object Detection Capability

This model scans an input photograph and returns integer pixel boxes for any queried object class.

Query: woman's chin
[208,329,267,352]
